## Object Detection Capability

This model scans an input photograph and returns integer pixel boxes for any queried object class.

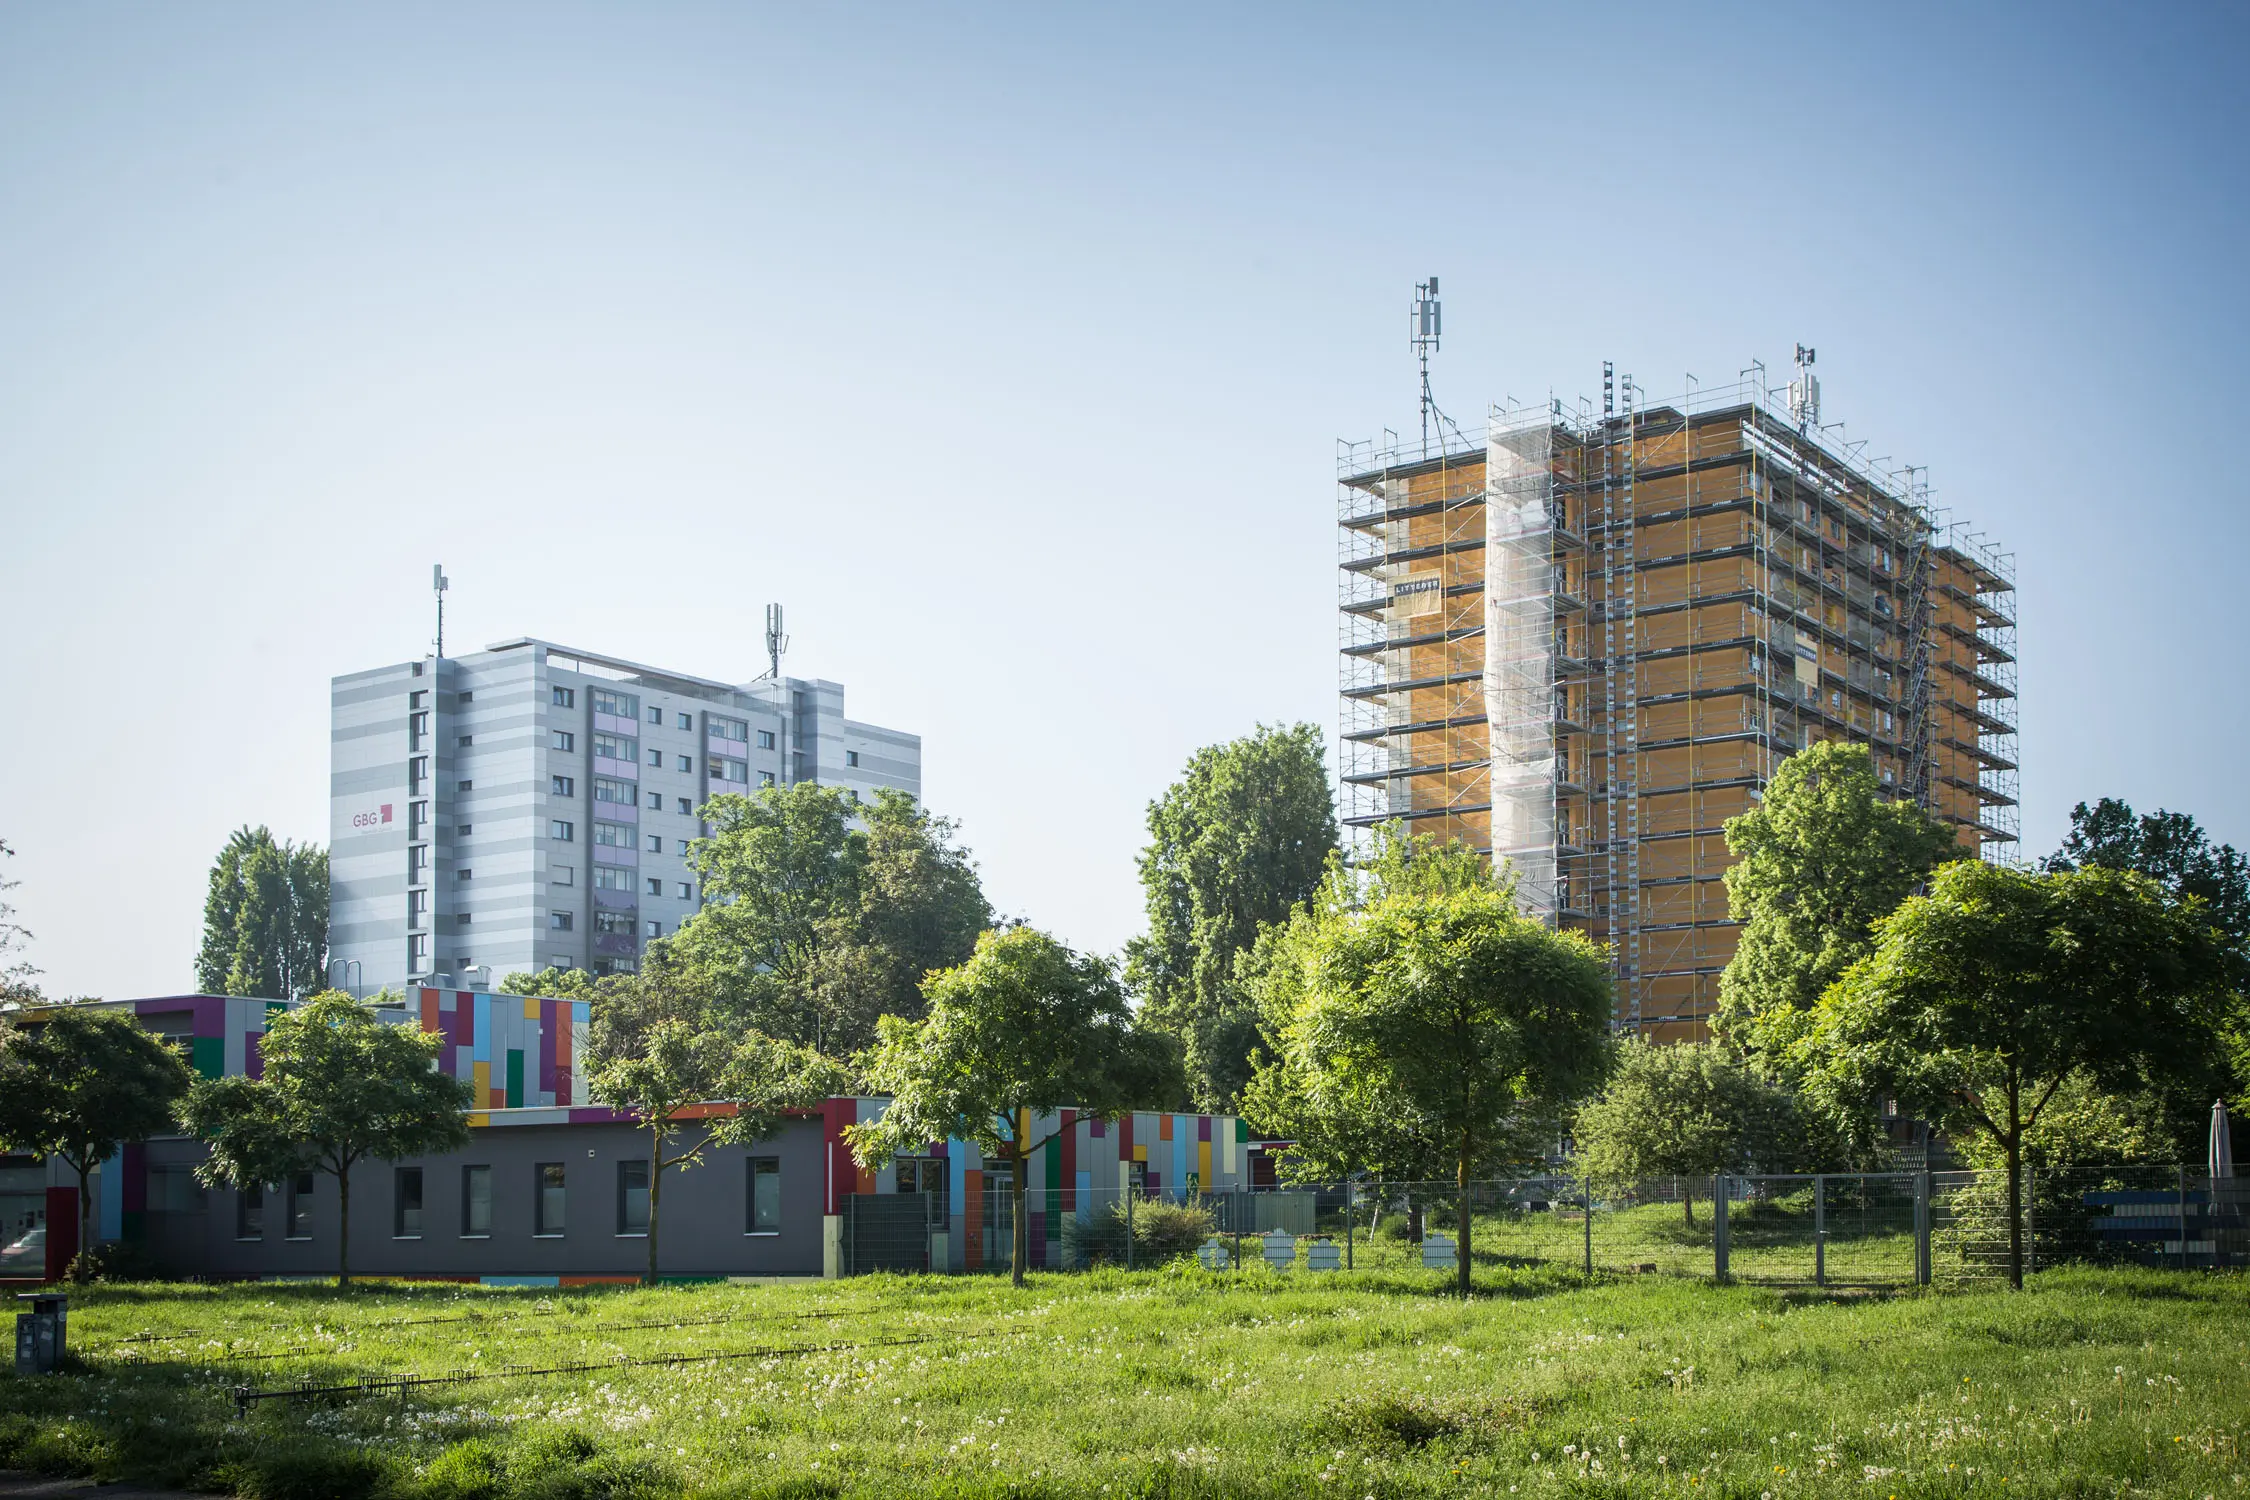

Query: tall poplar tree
[196,827,330,999]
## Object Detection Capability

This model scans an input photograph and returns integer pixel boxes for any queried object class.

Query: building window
[676,754,692,772]
[456,913,473,927]
[591,689,639,721]
[647,705,663,725]
[553,686,576,708]
[408,888,428,920]
[458,868,473,882]
[593,865,634,892]
[895,1157,947,1219]
[647,747,662,768]
[551,820,575,841]
[646,791,662,811]
[553,730,576,751]
[410,801,430,834]
[457,824,473,837]
[617,1160,650,1234]
[457,779,473,793]
[593,777,635,805]
[409,933,429,969]
[411,690,429,709]
[747,1158,780,1233]
[676,797,692,815]
[593,734,637,763]
[410,755,429,791]
[677,882,692,900]
[760,772,777,787]
[677,712,692,730]
[457,690,473,704]
[549,910,575,931]
[594,911,634,935]
[535,1163,566,1235]
[394,1167,424,1238]
[756,730,775,750]
[462,1165,492,1236]
[410,711,430,746]
[594,822,633,847]
[645,835,662,853]
[286,1172,314,1239]
[457,735,473,748]
[553,864,574,886]
[846,751,860,767]
[712,717,747,743]
[553,775,576,797]
[236,1184,265,1240]
[644,919,661,938]
[645,876,662,896]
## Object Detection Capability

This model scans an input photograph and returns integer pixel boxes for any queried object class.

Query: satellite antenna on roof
[432,564,449,659]
[762,602,789,681]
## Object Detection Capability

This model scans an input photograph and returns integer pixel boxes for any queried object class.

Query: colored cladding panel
[538,999,557,1099]
[554,1007,573,1106]
[1172,1132,1185,1190]
[522,996,541,1021]
[1198,1116,1212,1143]
[1133,1144,1147,1162]
[99,1149,123,1241]
[420,990,439,1032]
[191,1036,224,1079]
[473,1060,490,1103]
[245,1033,263,1079]
[1075,1171,1091,1219]
[506,1050,524,1110]
[481,1276,560,1288]
[1159,1114,1174,1141]
[1235,1118,1248,1143]
[1059,1110,1076,1214]
[1089,1117,1105,1138]
[1198,1140,1212,1188]
[1116,1113,1133,1162]
[473,995,491,1063]
[963,1169,983,1270]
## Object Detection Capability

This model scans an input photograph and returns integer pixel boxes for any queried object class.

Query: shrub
[65,1239,164,1283]
[1322,1391,1537,1449]
[1058,1197,1215,1268]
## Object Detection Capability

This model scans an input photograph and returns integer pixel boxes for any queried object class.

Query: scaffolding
[1338,363,2020,1038]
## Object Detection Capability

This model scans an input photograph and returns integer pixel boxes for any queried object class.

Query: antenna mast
[1411,276,1442,457]
[762,603,789,681]
[432,564,449,659]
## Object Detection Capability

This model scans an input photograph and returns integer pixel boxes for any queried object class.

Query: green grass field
[2,1264,2242,1499]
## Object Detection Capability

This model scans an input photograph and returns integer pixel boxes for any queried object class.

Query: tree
[1570,1041,1801,1224]
[179,991,472,1285]
[196,827,330,1000]
[1714,743,1956,1060]
[1124,724,1337,1111]
[848,927,1179,1288]
[0,838,39,1008]
[588,1017,846,1285]
[497,966,600,1001]
[1798,861,2233,1288]
[2047,797,2250,954]
[677,785,990,1054]
[0,1007,193,1275]
[1281,881,1612,1294]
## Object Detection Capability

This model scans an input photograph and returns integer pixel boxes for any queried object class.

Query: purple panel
[538,1000,557,1097]
[593,889,637,911]
[593,757,638,782]
[1030,1214,1047,1267]
[596,800,639,824]
[245,1032,263,1080]
[593,932,638,955]
[192,996,224,1038]
[1198,1116,1212,1143]
[592,847,638,867]
[594,712,637,736]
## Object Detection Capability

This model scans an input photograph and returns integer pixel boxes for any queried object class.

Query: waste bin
[14,1292,66,1374]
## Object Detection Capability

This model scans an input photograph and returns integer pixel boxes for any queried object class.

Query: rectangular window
[457,868,473,882]
[552,685,576,708]
[550,820,575,841]
[712,717,747,742]
[457,735,473,748]
[394,1167,424,1238]
[593,865,635,892]
[677,712,692,730]
[552,730,576,751]
[457,780,473,793]
[552,863,574,886]
[594,911,635,935]
[410,710,430,746]
[759,771,776,787]
[410,801,429,834]
[617,1160,650,1234]
[593,734,638,763]
[408,888,428,919]
[644,919,661,938]
[647,705,663,725]
[549,910,575,931]
[646,791,662,811]
[410,843,430,874]
[236,1184,265,1240]
[286,1172,314,1239]
[676,754,692,772]
[846,751,860,767]
[457,824,473,837]
[756,730,775,750]
[410,755,429,791]
[552,775,576,797]
[647,747,662,767]
[457,691,473,704]
[594,821,633,847]
[411,690,429,710]
[591,689,639,720]
[748,1158,780,1233]
[462,1165,492,1236]
[677,882,692,900]
[645,835,662,853]
[409,932,429,968]
[895,1158,948,1220]
[676,797,692,815]
[535,1163,566,1235]
[645,876,662,896]
[593,777,636,805]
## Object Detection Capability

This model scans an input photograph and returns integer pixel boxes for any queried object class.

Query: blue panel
[99,1149,124,1241]
[1075,1171,1091,1222]
[479,1275,561,1287]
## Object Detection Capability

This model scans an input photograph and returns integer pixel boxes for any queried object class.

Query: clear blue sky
[3,3,2244,1000]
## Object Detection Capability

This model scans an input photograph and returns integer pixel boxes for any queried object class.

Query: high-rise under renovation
[1338,357,2018,1040]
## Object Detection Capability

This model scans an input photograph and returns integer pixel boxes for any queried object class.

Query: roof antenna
[762,602,789,681]
[1412,276,1441,457]
[1789,344,1820,433]
[432,564,449,659]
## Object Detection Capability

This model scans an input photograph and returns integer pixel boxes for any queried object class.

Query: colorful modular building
[0,992,1264,1284]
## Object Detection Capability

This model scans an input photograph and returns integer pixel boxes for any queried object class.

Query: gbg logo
[350,804,395,830]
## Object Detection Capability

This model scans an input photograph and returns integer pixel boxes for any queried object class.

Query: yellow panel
[522,996,542,1020]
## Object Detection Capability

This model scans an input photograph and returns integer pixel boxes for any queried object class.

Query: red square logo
[380,804,393,823]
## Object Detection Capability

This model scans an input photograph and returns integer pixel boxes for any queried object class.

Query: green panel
[1235,1118,1248,1143]
[1045,1134,1061,1200]
[192,1036,225,1079]
[506,1050,524,1109]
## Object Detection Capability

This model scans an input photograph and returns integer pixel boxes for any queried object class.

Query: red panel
[45,1187,76,1281]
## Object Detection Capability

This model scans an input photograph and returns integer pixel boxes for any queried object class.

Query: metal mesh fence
[835,1168,2245,1282]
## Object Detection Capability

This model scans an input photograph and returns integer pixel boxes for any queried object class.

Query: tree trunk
[1455,1133,1472,1299]
[74,1160,93,1283]
[647,1123,663,1287]
[1683,1188,1696,1229]
[1010,1152,1028,1290]
[337,1161,353,1289]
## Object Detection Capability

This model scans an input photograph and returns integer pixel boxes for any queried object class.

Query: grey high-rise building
[329,638,921,995]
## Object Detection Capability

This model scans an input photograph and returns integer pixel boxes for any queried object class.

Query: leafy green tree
[1799,862,2233,1288]
[1714,743,1956,1060]
[849,926,1179,1288]
[179,991,472,1285]
[0,838,39,1007]
[0,1007,193,1274]
[1124,724,1337,1112]
[2048,797,2250,953]
[588,1016,845,1285]
[195,827,330,999]
[1280,882,1612,1294]
[1570,1041,1801,1224]
[497,966,600,1001]
[678,785,990,1053]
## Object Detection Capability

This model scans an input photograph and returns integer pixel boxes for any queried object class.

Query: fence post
[2179,1165,2190,1271]
[1915,1172,1931,1287]
[1813,1174,1826,1288]
[1713,1175,1729,1282]
[1344,1180,1354,1271]
[1582,1181,1593,1277]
